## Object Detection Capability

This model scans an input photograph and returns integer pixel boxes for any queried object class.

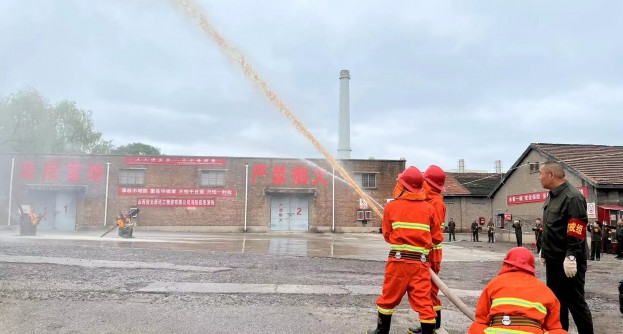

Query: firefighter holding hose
[366,166,443,334]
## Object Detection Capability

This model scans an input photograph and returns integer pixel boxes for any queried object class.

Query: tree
[112,143,162,156]
[0,88,114,154]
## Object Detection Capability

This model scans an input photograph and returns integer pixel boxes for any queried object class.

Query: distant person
[539,161,593,333]
[447,218,456,242]
[487,218,495,243]
[616,220,623,259]
[532,218,544,253]
[366,166,443,334]
[468,247,568,334]
[512,220,523,247]
[471,220,479,242]
[589,221,602,261]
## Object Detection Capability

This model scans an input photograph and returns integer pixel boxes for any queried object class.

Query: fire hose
[430,268,476,322]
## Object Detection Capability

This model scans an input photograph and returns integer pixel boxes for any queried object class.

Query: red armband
[567,218,587,240]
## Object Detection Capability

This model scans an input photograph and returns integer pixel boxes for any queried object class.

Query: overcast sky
[2,1,622,172]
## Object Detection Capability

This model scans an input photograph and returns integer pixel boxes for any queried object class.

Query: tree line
[0,88,161,156]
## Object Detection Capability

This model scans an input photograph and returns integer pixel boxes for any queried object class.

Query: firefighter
[366,166,443,334]
[407,165,446,334]
[117,211,133,238]
[468,247,568,334]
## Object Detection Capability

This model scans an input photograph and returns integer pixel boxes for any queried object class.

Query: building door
[54,192,77,231]
[270,195,309,231]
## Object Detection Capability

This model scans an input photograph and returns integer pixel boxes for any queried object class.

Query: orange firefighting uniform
[117,212,128,228]
[424,182,446,312]
[468,269,568,334]
[376,183,444,325]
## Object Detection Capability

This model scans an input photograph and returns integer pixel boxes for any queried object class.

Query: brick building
[0,153,405,232]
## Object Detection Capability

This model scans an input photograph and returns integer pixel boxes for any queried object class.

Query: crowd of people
[367,161,608,334]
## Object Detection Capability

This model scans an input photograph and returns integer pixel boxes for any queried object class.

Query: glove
[539,250,545,266]
[563,257,577,278]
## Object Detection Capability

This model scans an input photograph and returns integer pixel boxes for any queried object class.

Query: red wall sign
[17,160,104,183]
[118,187,236,197]
[137,198,216,207]
[251,164,328,186]
[125,156,226,167]
[507,186,588,205]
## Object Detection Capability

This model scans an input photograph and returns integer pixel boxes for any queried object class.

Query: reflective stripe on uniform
[433,305,442,311]
[431,243,442,250]
[390,244,428,255]
[491,297,547,315]
[484,328,534,334]
[420,318,436,324]
[391,222,430,232]
[377,305,395,315]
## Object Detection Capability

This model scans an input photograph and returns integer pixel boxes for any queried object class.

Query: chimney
[338,69,351,159]
[458,159,465,173]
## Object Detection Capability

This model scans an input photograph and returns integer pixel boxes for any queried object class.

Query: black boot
[435,310,441,329]
[407,314,440,334]
[420,323,436,334]
[367,312,391,334]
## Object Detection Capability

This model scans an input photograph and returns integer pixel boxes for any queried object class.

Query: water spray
[168,0,475,322]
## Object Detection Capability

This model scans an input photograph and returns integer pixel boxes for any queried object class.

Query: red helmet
[398,166,424,193]
[502,247,536,275]
[423,165,446,192]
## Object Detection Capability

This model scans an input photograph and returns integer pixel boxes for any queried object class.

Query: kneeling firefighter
[366,166,444,334]
[468,247,568,334]
[117,208,138,238]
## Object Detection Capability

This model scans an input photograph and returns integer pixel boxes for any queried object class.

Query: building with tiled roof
[490,143,623,232]
[441,173,502,233]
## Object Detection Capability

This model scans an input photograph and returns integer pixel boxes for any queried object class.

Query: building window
[356,173,377,189]
[119,169,145,185]
[529,162,540,173]
[201,170,225,187]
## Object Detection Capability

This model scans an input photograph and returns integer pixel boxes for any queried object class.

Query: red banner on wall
[118,187,236,197]
[136,198,216,207]
[125,156,226,166]
[507,186,588,205]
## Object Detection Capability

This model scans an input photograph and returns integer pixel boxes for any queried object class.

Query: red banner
[125,156,226,166]
[118,187,236,197]
[137,198,216,207]
[507,186,588,205]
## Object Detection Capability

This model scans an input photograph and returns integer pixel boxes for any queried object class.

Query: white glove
[563,257,577,278]
[539,250,545,266]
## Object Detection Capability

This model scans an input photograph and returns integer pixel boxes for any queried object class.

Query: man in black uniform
[589,221,602,261]
[471,220,479,242]
[539,161,593,334]
[447,218,456,241]
[512,220,523,246]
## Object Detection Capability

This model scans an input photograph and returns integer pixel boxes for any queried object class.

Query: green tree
[0,88,113,154]
[112,143,162,156]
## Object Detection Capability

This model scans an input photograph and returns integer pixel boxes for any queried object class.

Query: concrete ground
[0,227,621,333]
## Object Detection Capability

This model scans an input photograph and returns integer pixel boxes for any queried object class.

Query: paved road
[0,229,621,333]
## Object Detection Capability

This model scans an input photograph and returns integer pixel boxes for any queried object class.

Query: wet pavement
[0,227,505,262]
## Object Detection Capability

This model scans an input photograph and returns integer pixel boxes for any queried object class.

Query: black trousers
[472,231,478,241]
[488,231,494,242]
[617,241,623,257]
[448,231,455,241]
[515,232,522,247]
[546,257,594,334]
[590,241,601,260]
[536,237,542,253]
